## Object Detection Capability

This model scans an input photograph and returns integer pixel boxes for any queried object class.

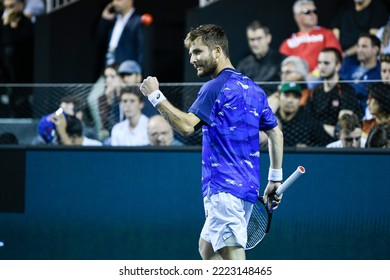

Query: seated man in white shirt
[110,86,149,146]
[326,112,366,148]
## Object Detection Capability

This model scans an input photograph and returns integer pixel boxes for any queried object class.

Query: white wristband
[148,90,166,107]
[268,168,283,181]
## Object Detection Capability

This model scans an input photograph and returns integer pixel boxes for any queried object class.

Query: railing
[46,0,80,13]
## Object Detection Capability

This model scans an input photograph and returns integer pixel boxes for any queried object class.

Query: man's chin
[197,70,212,78]
[197,71,206,77]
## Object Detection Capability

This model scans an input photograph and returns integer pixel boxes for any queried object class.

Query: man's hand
[140,76,160,97]
[263,181,283,210]
[102,3,116,20]
[51,113,67,135]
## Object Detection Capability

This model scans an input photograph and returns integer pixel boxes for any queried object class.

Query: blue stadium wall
[0,147,389,260]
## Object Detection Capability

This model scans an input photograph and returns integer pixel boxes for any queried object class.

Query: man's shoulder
[340,55,359,71]
[205,68,239,87]
[112,119,128,132]
[338,81,355,91]
[315,26,334,33]
[237,54,256,68]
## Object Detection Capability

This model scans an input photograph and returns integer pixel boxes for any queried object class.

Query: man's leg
[199,237,222,260]
[218,245,246,260]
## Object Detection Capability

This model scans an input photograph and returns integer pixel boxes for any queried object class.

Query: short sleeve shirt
[189,68,278,203]
[279,26,342,72]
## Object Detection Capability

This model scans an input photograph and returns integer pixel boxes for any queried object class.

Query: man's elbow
[266,126,283,142]
[178,126,195,137]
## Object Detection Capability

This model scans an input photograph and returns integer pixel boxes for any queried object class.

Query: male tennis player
[140,24,284,260]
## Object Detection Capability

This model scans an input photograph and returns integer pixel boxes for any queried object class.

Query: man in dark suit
[90,0,145,130]
[96,0,144,75]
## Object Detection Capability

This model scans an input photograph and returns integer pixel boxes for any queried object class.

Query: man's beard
[321,70,336,80]
[196,57,218,77]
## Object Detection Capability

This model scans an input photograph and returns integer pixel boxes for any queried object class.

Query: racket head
[245,196,272,250]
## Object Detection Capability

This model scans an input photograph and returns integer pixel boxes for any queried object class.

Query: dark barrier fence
[0,147,389,259]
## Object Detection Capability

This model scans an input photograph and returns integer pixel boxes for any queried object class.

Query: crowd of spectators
[0,0,390,148]
[238,0,390,149]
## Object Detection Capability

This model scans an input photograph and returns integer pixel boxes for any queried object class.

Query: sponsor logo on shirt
[287,34,324,48]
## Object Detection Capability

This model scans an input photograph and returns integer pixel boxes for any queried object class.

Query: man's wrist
[148,90,167,107]
[268,168,283,181]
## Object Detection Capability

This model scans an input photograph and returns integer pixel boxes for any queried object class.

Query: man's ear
[213,45,222,59]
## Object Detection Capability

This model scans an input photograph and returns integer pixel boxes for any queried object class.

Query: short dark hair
[358,33,381,49]
[60,95,78,105]
[368,83,390,115]
[65,115,83,137]
[366,123,390,148]
[246,20,270,35]
[320,47,343,64]
[119,86,144,103]
[337,113,361,135]
[184,24,230,58]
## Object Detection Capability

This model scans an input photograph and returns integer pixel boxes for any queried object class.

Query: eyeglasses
[301,9,317,15]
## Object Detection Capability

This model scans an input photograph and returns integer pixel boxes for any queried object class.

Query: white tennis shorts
[200,192,253,252]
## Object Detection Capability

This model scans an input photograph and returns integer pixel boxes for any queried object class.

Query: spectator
[279,0,342,74]
[53,114,102,146]
[118,59,142,84]
[110,85,149,146]
[362,83,390,138]
[366,122,390,147]
[275,82,332,147]
[90,0,145,132]
[97,63,121,139]
[268,56,310,112]
[0,0,34,117]
[380,54,390,85]
[34,95,97,145]
[236,20,285,87]
[326,113,366,148]
[108,59,149,130]
[376,17,390,54]
[0,132,18,144]
[147,115,183,146]
[306,47,363,137]
[332,0,388,57]
[339,33,381,113]
[95,0,144,73]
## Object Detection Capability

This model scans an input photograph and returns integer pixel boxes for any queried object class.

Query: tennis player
[140,24,284,260]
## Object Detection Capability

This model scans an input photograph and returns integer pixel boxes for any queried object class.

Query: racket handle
[275,166,305,196]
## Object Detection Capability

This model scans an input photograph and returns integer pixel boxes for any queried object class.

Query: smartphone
[55,108,64,116]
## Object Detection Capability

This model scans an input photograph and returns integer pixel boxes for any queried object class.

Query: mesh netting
[0,80,389,147]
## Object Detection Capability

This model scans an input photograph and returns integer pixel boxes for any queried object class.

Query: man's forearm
[266,127,284,169]
[156,100,195,137]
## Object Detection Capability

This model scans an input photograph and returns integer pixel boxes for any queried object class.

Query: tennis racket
[245,166,305,250]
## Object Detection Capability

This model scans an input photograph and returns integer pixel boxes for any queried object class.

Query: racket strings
[246,204,269,249]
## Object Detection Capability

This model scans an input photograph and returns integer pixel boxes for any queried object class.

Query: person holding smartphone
[96,0,145,73]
